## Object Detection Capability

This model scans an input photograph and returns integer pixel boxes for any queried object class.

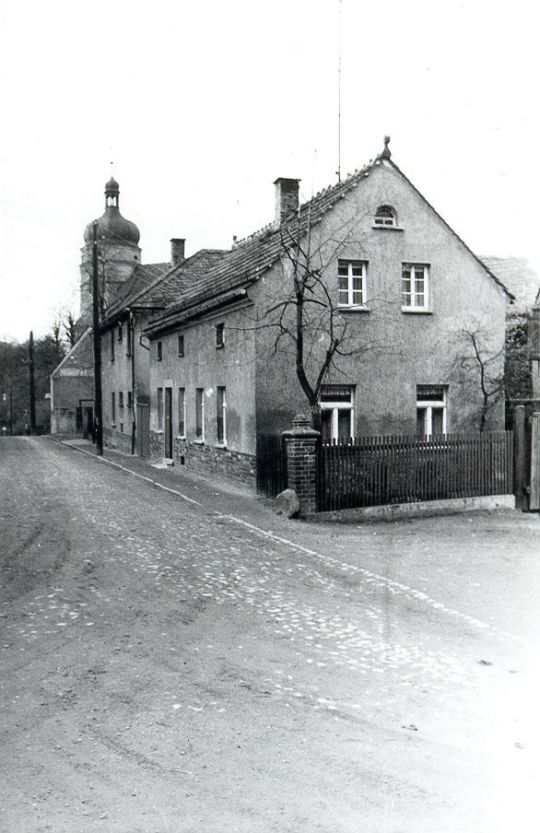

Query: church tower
[80,177,142,319]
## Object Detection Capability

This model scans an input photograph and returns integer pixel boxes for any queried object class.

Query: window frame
[416,385,447,436]
[216,386,226,445]
[195,387,205,442]
[337,259,367,309]
[177,387,186,437]
[402,263,430,312]
[178,334,185,357]
[215,323,225,349]
[374,205,397,227]
[157,386,164,430]
[319,385,355,442]
[157,340,163,361]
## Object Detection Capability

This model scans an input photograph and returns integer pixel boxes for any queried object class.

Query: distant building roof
[480,256,540,312]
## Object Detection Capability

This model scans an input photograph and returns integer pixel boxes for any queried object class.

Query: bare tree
[250,210,393,430]
[448,328,505,431]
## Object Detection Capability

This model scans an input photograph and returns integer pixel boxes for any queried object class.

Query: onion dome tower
[80,177,142,317]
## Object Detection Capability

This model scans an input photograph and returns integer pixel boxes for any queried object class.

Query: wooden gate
[528,413,540,510]
[256,434,287,497]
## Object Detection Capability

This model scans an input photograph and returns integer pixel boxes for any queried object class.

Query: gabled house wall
[253,160,508,438]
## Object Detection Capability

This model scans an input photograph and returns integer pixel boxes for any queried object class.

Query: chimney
[170,238,186,266]
[274,178,300,226]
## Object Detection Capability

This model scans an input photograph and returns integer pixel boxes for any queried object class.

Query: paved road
[1,437,539,833]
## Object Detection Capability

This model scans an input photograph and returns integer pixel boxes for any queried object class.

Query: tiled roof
[480,256,539,311]
[103,261,170,322]
[146,154,513,336]
[133,249,228,309]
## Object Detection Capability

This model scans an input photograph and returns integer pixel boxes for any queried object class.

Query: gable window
[157,340,163,361]
[195,388,204,441]
[216,386,226,445]
[157,387,163,429]
[178,387,186,436]
[178,335,184,357]
[110,330,115,361]
[338,260,366,307]
[416,385,447,436]
[402,263,429,311]
[111,392,116,423]
[374,205,397,227]
[216,323,225,349]
[320,385,354,442]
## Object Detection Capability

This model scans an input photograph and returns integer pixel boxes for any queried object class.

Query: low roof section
[100,251,228,332]
[480,257,539,313]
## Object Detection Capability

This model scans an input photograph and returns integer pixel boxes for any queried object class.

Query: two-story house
[143,141,513,487]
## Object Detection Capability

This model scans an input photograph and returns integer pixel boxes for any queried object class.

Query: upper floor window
[402,263,429,311]
[216,323,225,349]
[178,334,184,357]
[374,205,397,227]
[111,391,116,423]
[118,391,124,409]
[157,340,163,361]
[416,385,447,436]
[127,391,133,409]
[117,322,123,342]
[110,329,115,361]
[338,260,366,307]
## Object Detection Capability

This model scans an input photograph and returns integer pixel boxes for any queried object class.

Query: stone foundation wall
[149,429,165,461]
[104,427,132,455]
[174,438,256,489]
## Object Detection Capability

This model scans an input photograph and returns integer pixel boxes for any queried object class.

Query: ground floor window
[157,387,163,429]
[217,386,226,444]
[320,385,354,442]
[416,385,447,436]
[195,388,204,440]
[178,387,185,436]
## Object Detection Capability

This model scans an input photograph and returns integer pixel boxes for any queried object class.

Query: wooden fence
[317,432,513,512]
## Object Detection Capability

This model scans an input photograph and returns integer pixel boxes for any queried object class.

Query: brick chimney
[170,238,185,266]
[274,178,300,226]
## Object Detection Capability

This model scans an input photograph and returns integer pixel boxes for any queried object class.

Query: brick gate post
[282,414,321,516]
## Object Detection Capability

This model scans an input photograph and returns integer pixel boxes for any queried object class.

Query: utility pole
[92,221,103,455]
[29,330,36,434]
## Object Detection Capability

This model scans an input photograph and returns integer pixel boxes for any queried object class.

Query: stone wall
[173,438,256,488]
[104,426,132,455]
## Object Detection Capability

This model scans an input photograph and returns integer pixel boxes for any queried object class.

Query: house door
[136,402,150,458]
[164,387,173,459]
[84,407,94,439]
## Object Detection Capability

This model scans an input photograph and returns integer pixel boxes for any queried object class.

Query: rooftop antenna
[337,0,342,182]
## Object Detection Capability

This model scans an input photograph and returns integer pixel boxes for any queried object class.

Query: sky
[0,0,539,342]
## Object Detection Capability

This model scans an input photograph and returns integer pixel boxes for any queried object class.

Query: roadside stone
[273,489,300,519]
